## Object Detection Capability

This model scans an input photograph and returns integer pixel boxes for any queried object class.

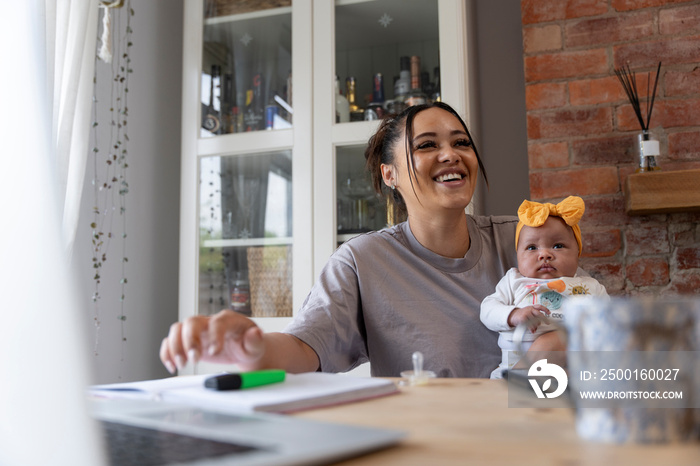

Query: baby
[480,196,608,379]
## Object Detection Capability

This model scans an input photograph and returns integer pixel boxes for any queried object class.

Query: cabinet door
[180,0,313,372]
[313,0,471,273]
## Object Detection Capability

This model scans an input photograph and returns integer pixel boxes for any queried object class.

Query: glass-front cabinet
[180,0,474,373]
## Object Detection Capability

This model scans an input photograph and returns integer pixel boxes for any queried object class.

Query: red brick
[579,259,625,292]
[654,99,700,128]
[572,135,637,165]
[528,141,569,169]
[527,107,612,139]
[566,0,609,19]
[625,225,670,256]
[570,76,629,106]
[582,229,622,257]
[524,49,608,82]
[668,212,700,225]
[523,25,562,53]
[660,3,700,35]
[614,36,700,68]
[666,270,700,294]
[668,131,700,161]
[669,223,698,247]
[618,164,644,188]
[653,160,700,172]
[522,0,608,24]
[521,0,565,24]
[626,257,670,286]
[674,247,700,269]
[526,82,567,110]
[612,0,695,12]
[580,195,628,228]
[529,167,619,199]
[665,68,700,96]
[566,12,654,48]
[616,99,700,132]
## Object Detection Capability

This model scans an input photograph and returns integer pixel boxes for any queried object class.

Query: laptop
[91,398,404,465]
[0,12,403,462]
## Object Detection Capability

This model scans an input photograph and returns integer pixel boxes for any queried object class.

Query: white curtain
[1,3,104,465]
[45,0,99,259]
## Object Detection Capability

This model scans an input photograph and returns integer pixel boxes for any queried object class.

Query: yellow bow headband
[515,196,585,256]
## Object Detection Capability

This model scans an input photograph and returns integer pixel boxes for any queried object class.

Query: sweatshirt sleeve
[480,268,518,332]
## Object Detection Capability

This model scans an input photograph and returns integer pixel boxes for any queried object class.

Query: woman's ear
[380,163,395,189]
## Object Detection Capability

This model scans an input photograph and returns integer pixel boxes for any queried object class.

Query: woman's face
[382,107,479,217]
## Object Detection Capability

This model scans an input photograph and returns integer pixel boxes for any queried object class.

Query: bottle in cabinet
[229,270,252,316]
[335,76,350,123]
[431,66,441,102]
[394,56,411,99]
[404,56,427,107]
[202,64,222,134]
[244,73,265,132]
[222,72,236,134]
[365,73,385,120]
[346,76,364,121]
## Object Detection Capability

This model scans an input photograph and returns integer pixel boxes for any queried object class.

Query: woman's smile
[394,107,479,214]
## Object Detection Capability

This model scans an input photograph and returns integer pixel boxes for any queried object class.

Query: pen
[204,369,286,391]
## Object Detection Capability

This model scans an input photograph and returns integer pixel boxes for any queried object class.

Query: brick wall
[520,0,700,295]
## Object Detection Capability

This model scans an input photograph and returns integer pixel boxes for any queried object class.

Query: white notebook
[90,372,399,414]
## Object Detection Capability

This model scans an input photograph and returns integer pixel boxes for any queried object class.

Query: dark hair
[364,101,488,215]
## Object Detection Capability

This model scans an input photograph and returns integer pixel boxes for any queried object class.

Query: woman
[161,102,520,378]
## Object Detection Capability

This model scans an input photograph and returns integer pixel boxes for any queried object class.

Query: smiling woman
[161,102,524,379]
[367,102,488,259]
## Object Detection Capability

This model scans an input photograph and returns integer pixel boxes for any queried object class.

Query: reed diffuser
[614,62,662,172]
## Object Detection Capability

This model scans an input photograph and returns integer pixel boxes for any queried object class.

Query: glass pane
[199,151,293,318]
[201,1,292,137]
[335,0,439,122]
[336,146,388,242]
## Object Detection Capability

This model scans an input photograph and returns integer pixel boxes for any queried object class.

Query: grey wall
[74,0,183,384]
[473,0,530,216]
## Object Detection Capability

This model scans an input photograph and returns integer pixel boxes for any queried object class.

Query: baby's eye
[525,245,537,251]
[553,243,565,249]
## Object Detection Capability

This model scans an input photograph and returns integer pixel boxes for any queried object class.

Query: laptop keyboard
[101,420,261,466]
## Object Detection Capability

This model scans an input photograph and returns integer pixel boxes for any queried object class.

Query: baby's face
[517,217,579,279]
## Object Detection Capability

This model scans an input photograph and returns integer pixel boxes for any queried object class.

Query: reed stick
[614,62,661,132]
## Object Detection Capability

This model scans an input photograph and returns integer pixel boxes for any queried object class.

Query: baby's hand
[507,305,551,333]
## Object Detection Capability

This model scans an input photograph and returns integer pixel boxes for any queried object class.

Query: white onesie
[480,267,608,379]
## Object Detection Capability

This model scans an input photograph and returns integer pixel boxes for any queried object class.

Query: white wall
[74,0,184,384]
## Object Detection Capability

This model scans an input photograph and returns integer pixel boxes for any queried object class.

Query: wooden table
[296,378,700,465]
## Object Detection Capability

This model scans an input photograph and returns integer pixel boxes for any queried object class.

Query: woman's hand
[507,305,550,333]
[159,310,265,374]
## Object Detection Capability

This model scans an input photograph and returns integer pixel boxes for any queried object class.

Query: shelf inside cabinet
[204,5,291,24]
[203,237,293,248]
[624,169,700,215]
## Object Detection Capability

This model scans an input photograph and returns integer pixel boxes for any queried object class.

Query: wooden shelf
[624,169,700,215]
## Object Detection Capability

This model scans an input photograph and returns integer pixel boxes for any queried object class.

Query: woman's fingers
[159,337,177,374]
[204,310,264,366]
[160,316,209,373]
[233,326,265,369]
[181,316,209,363]
[159,310,264,373]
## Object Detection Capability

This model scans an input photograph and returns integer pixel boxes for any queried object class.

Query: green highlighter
[204,369,286,391]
